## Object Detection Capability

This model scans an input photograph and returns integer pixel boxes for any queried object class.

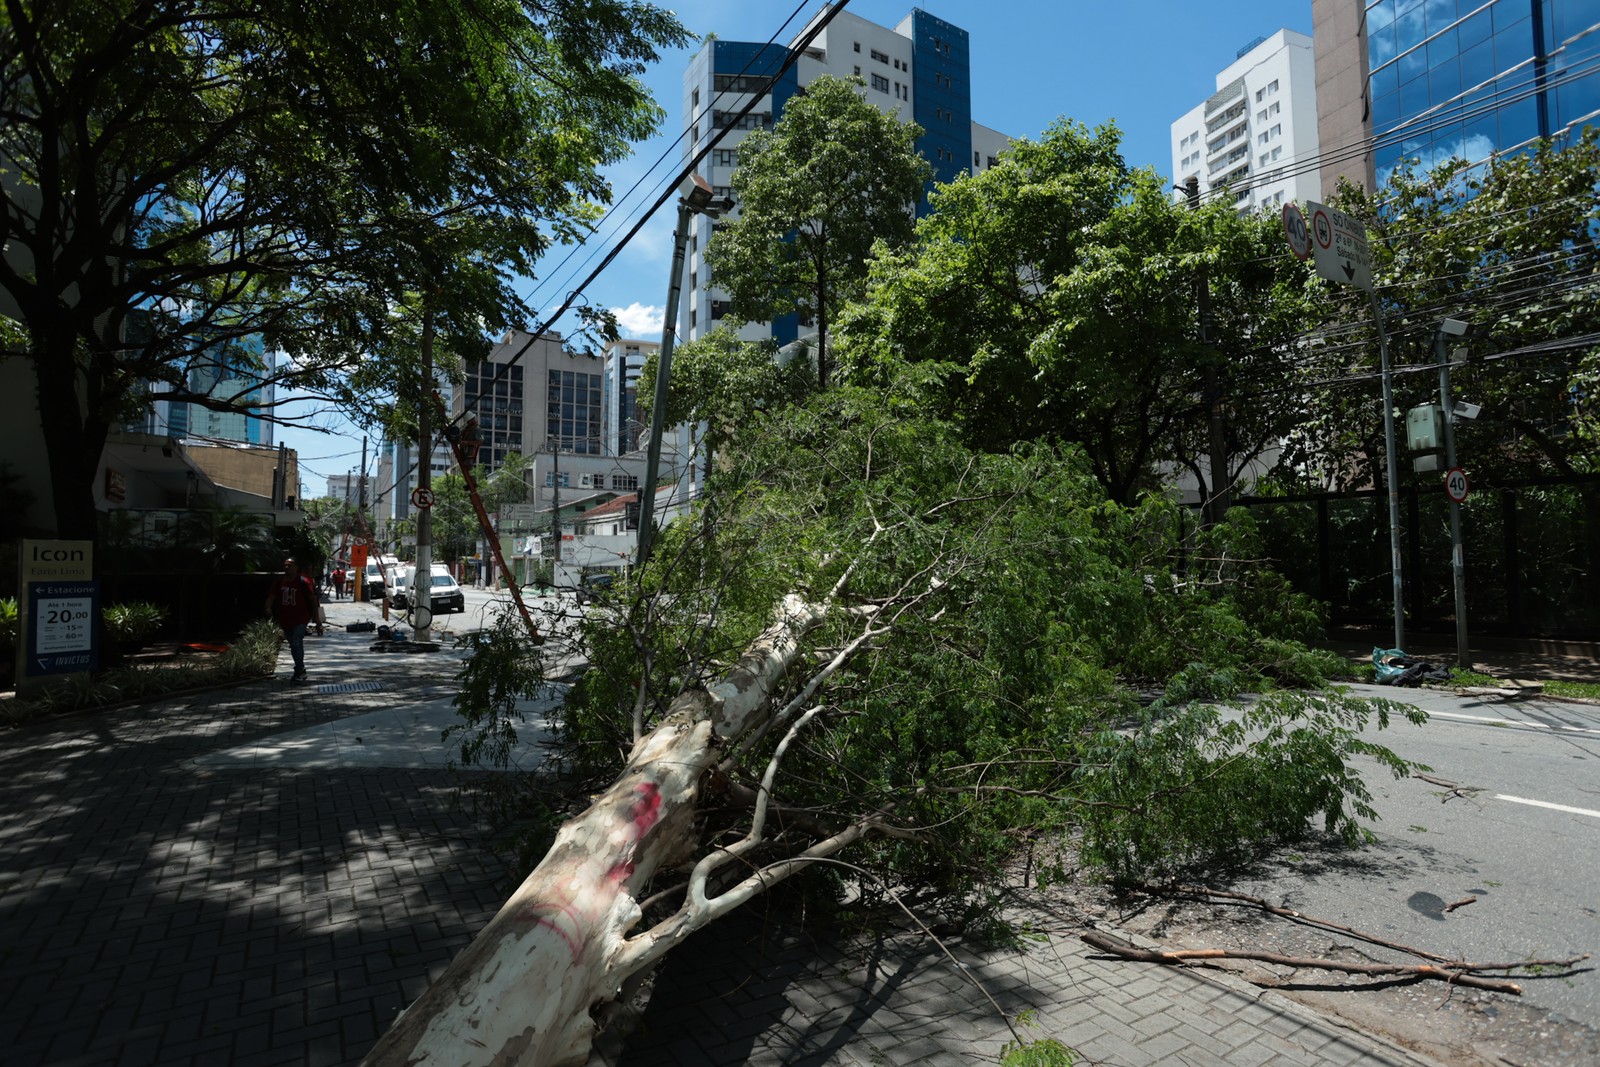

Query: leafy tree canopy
[0,0,688,538]
[837,119,1321,505]
[704,74,931,390]
[1293,130,1600,491]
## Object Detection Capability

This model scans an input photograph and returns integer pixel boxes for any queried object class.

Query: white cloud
[611,302,665,339]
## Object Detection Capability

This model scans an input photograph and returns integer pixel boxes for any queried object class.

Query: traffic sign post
[1444,467,1470,504]
[1282,203,1312,261]
[1288,202,1404,649]
[411,486,435,510]
[1306,200,1372,291]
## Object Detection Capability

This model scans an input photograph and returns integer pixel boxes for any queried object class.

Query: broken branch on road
[1080,930,1587,994]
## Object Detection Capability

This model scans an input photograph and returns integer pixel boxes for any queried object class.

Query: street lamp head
[1439,317,1472,337]
[682,173,716,213]
[680,172,732,217]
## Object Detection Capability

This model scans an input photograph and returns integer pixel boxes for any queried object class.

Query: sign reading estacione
[1306,200,1373,291]
[20,540,99,677]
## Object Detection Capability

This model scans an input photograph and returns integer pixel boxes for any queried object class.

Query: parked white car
[396,564,465,614]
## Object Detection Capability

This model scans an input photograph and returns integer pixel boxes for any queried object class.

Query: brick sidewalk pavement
[0,634,513,1067]
[3,606,1449,1067]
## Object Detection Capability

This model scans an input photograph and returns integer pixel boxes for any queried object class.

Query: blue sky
[283,0,1313,498]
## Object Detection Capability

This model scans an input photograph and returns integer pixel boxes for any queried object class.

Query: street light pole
[638,175,726,572]
[1369,291,1406,651]
[1436,318,1472,668]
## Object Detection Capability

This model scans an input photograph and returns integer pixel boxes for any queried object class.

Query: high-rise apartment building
[452,330,652,520]
[1170,29,1322,212]
[600,337,657,456]
[1314,0,1600,193]
[680,5,1008,348]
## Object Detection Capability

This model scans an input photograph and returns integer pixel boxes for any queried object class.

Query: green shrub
[0,596,17,654]
[103,602,168,645]
[2,619,280,724]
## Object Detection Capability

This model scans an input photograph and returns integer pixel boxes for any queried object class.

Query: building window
[547,369,602,455]
[713,148,737,167]
[1271,124,1281,137]
[1271,146,1282,160]
[711,299,730,320]
[871,48,889,63]
[1258,132,1269,145]
[713,184,734,202]
[854,41,860,52]
[713,73,775,95]
[1255,87,1264,102]
[1269,101,1280,116]
[712,110,770,131]
[987,155,997,167]
[1269,79,1278,93]
[871,73,889,92]
[974,150,980,165]
[612,474,638,491]
[854,65,861,76]
[689,123,698,144]
[544,471,570,488]
[691,88,699,110]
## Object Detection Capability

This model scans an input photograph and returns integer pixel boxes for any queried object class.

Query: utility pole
[550,440,562,586]
[638,175,727,571]
[1184,177,1231,525]
[414,311,435,642]
[1370,293,1406,651]
[1436,320,1472,668]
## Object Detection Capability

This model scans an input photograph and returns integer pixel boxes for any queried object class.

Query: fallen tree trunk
[362,595,826,1067]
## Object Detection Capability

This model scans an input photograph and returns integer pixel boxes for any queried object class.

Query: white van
[389,565,415,609]
[362,554,401,600]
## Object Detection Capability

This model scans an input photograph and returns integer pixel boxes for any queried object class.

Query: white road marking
[1429,710,1600,737]
[1495,794,1600,820]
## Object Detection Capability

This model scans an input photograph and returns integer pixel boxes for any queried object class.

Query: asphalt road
[1223,683,1600,1031]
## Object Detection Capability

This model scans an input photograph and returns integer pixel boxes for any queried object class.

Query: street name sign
[1306,200,1373,291]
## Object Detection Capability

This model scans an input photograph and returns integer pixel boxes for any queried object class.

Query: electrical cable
[366,1,854,507]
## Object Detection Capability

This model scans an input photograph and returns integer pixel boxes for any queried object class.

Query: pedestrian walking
[265,557,324,683]
[332,565,347,600]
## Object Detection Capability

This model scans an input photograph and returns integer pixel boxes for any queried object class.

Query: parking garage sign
[20,540,99,676]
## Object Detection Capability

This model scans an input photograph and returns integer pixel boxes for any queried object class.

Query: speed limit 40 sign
[1445,467,1470,503]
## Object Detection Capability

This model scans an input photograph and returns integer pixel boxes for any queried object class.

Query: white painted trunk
[362,596,823,1067]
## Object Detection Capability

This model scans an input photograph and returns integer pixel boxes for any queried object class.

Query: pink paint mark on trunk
[628,781,662,837]
[516,901,587,964]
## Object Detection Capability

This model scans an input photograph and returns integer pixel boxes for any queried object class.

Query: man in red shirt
[264,557,324,682]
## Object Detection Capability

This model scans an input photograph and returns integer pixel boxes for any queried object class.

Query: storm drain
[315,680,384,695]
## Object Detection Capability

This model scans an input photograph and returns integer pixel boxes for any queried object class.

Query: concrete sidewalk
[1,600,1456,1067]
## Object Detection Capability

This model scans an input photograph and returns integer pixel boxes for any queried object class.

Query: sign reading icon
[20,540,99,677]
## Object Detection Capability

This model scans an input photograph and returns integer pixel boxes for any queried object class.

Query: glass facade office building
[1366,0,1600,179]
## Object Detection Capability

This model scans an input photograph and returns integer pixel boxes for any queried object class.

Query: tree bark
[362,596,825,1067]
